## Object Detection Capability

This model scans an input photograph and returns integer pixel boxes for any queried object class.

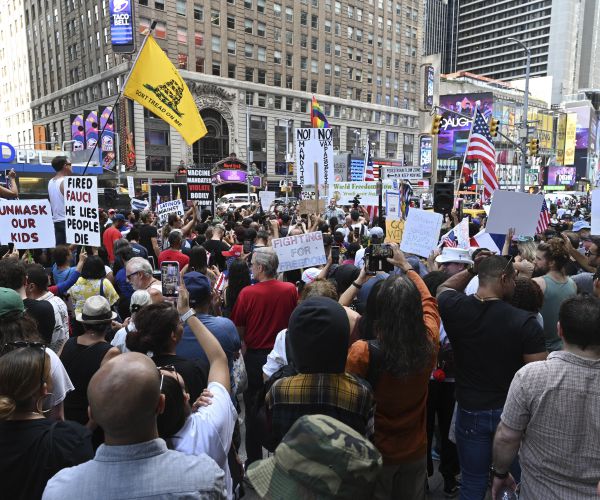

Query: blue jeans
[455,406,520,500]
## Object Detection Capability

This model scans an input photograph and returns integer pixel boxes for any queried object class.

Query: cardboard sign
[385,219,405,243]
[0,200,55,249]
[157,199,185,225]
[298,199,326,214]
[592,190,600,235]
[455,217,470,249]
[259,191,276,211]
[385,191,401,220]
[295,128,334,187]
[272,231,327,272]
[330,181,395,206]
[187,167,213,210]
[127,176,135,198]
[400,208,443,257]
[485,191,543,237]
[65,176,100,247]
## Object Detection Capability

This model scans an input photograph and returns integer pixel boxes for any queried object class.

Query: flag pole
[82,21,157,176]
[456,105,479,197]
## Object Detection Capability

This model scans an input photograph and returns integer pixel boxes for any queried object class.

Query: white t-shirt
[171,381,237,499]
[263,329,288,379]
[39,292,69,354]
[46,347,74,408]
[355,247,367,269]
[48,177,65,222]
[111,322,136,353]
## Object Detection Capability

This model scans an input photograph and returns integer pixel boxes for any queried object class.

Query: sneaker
[431,449,441,461]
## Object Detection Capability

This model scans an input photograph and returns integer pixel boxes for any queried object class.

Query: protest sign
[385,191,401,220]
[0,200,55,249]
[259,191,276,211]
[592,190,600,235]
[157,199,185,225]
[485,191,543,237]
[400,208,443,257]
[331,181,395,206]
[455,217,470,249]
[272,231,327,272]
[295,128,334,187]
[127,176,135,198]
[187,167,213,211]
[473,230,501,254]
[65,176,100,247]
[385,219,405,243]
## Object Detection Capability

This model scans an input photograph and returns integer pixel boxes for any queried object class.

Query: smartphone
[365,256,376,276]
[353,227,360,239]
[331,245,340,264]
[371,244,393,259]
[160,261,180,298]
[243,240,253,254]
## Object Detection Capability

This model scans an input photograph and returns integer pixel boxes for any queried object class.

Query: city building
[6,0,426,197]
[423,0,458,74]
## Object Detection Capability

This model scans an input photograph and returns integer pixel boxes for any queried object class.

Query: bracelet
[179,309,195,323]
[351,281,363,289]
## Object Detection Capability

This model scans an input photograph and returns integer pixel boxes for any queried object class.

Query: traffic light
[489,118,500,137]
[528,138,539,156]
[431,114,443,135]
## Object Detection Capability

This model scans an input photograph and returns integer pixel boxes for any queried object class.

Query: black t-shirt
[23,298,55,344]
[152,353,209,404]
[438,290,546,411]
[0,418,93,500]
[139,224,158,263]
[202,239,230,271]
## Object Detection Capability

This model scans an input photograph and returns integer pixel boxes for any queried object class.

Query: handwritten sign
[385,191,401,220]
[65,176,100,246]
[400,208,443,257]
[157,199,185,225]
[486,191,543,237]
[259,191,276,211]
[295,128,334,187]
[455,217,470,249]
[271,231,327,272]
[385,219,405,243]
[0,200,55,249]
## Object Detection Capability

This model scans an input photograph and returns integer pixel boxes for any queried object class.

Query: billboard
[423,66,434,108]
[99,106,116,170]
[564,113,577,165]
[84,110,99,151]
[419,135,432,175]
[70,115,85,151]
[567,105,592,150]
[548,166,576,186]
[537,111,554,150]
[556,113,567,165]
[437,93,494,159]
[109,0,135,53]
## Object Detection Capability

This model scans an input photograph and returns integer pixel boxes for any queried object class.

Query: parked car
[216,192,258,209]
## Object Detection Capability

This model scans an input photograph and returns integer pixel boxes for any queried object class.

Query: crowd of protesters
[0,159,599,500]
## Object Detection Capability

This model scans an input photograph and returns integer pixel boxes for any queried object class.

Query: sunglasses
[3,341,47,388]
[126,270,141,281]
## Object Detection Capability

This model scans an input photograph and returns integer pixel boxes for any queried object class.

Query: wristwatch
[351,281,363,289]
[490,465,509,479]
[179,309,195,324]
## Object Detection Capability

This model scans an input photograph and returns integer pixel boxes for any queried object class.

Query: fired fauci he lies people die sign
[65,176,101,247]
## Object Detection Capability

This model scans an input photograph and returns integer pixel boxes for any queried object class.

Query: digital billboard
[548,166,576,186]
[109,0,135,53]
[437,93,494,159]
[419,135,432,175]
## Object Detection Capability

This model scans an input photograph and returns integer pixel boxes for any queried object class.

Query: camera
[349,194,361,209]
[366,244,394,274]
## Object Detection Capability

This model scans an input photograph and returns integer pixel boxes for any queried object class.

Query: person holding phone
[125,257,163,303]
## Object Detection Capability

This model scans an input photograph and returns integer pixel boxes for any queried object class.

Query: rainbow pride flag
[310,96,329,128]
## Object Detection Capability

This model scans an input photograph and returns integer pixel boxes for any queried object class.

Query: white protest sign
[591,190,600,235]
[400,208,443,258]
[474,230,501,254]
[157,199,185,225]
[295,128,334,187]
[259,191,276,211]
[127,176,135,198]
[485,191,543,237]
[65,176,100,247]
[271,231,327,272]
[455,217,470,249]
[131,198,150,211]
[385,191,401,220]
[331,181,395,206]
[381,166,423,181]
[0,200,55,249]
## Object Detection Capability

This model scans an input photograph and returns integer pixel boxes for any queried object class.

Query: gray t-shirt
[572,272,594,295]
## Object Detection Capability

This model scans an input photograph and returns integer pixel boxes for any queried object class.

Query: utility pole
[508,37,531,193]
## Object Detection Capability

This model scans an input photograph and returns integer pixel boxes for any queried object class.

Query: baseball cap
[247,414,382,499]
[222,244,243,258]
[301,267,320,284]
[183,271,211,306]
[573,220,591,232]
[113,213,126,222]
[0,287,25,317]
[369,227,384,239]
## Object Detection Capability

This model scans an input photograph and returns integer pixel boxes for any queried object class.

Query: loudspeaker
[433,183,454,214]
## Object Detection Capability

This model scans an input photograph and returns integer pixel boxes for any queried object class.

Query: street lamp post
[508,37,531,193]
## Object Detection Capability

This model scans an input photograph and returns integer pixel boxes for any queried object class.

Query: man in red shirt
[102,214,126,263]
[230,247,298,465]
[158,230,190,269]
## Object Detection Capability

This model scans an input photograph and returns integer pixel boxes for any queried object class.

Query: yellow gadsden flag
[123,36,207,145]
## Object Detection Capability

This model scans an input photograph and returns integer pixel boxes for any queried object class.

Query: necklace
[474,293,500,302]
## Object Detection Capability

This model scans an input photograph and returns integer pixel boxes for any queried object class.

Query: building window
[273,3,281,17]
[285,7,293,22]
[227,15,235,29]
[257,46,266,61]
[146,156,170,172]
[311,37,318,51]
[274,72,281,86]
[244,0,252,7]
[246,92,254,105]
[196,57,204,72]
[274,50,281,64]
[212,62,220,76]
[286,30,293,44]
[177,28,187,44]
[257,69,266,84]
[194,32,203,46]
[155,21,166,39]
[176,0,186,15]
[155,0,165,10]
[257,22,265,36]
[311,81,318,93]
[286,53,293,67]
[212,36,220,51]
[177,53,187,69]
[211,10,220,25]
[301,11,307,25]
[245,67,254,81]
[258,93,266,107]
[286,75,293,89]
[227,39,236,54]
[257,0,265,12]
[245,44,254,57]
[193,4,203,20]
[311,14,318,28]
[300,78,307,91]
[244,19,253,34]
[286,98,294,112]
[228,64,236,78]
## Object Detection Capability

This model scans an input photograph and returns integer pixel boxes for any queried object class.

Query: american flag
[365,205,379,221]
[363,142,375,182]
[466,109,499,200]
[536,198,551,234]
[440,229,458,248]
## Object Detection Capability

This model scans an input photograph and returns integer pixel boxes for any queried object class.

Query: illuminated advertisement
[566,106,592,150]
[419,135,432,175]
[556,114,567,165]
[437,93,494,159]
[564,113,577,165]
[70,114,85,151]
[109,0,135,53]
[423,66,434,108]
[548,166,576,186]
[213,169,261,187]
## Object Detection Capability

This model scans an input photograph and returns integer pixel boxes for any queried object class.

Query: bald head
[88,353,163,443]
